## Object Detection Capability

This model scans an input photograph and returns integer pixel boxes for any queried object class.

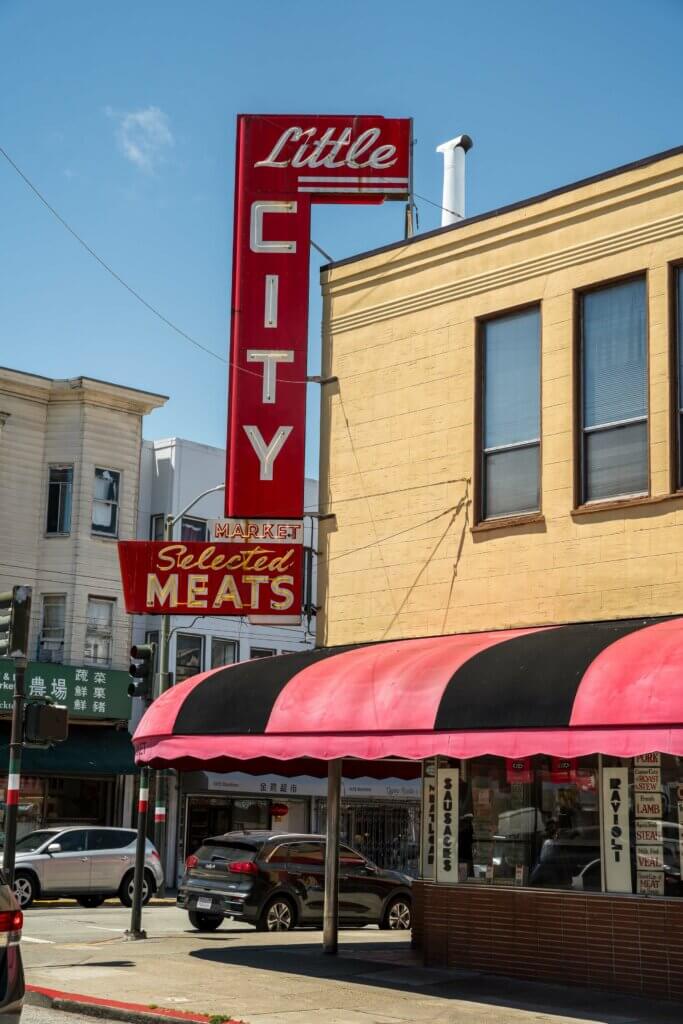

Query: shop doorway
[184,795,270,858]
[317,799,421,877]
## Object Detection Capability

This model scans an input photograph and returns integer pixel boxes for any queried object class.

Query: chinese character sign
[0,661,131,720]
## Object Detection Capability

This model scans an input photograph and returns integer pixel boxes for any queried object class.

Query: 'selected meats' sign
[118,538,302,616]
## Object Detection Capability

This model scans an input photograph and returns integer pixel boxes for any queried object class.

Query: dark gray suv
[178,831,412,933]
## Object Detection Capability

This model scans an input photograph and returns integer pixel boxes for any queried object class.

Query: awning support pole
[323,758,342,955]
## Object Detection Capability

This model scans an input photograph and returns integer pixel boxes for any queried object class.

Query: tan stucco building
[316,146,683,999]
[318,145,683,646]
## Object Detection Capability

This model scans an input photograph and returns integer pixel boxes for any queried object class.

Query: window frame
[670,261,683,494]
[150,514,165,541]
[175,632,205,683]
[84,596,115,667]
[91,467,121,538]
[211,637,237,669]
[474,301,543,526]
[45,464,74,536]
[573,271,650,510]
[180,516,208,542]
[38,594,66,662]
[250,647,276,659]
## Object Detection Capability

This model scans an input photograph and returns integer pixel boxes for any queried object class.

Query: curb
[25,986,240,1024]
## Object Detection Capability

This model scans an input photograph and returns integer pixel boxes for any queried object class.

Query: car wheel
[13,872,37,909]
[381,896,412,930]
[188,911,223,932]
[257,896,296,932]
[77,896,105,908]
[119,870,153,908]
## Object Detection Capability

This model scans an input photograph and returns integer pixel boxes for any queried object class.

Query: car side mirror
[47,843,62,854]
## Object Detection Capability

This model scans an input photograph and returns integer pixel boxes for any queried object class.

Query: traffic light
[128,643,156,702]
[24,701,69,746]
[0,586,32,661]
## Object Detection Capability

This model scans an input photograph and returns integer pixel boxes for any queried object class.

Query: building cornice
[322,148,683,333]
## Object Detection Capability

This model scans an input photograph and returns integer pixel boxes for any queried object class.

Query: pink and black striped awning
[134,617,683,768]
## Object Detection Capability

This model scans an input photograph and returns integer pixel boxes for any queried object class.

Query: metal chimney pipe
[436,134,473,226]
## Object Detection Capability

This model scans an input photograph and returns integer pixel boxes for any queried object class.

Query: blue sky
[1,0,681,477]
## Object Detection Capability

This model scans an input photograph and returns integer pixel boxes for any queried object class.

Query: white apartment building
[135,436,318,882]
[0,366,166,834]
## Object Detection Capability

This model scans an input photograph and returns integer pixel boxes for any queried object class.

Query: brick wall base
[412,881,683,1000]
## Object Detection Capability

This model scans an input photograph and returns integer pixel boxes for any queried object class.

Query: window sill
[571,493,683,517]
[91,531,119,540]
[471,512,545,535]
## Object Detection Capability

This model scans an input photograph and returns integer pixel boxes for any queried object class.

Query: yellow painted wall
[317,149,683,646]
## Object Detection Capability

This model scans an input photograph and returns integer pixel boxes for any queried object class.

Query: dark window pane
[584,422,647,502]
[484,445,540,519]
[151,516,164,541]
[582,279,646,428]
[46,467,72,534]
[212,639,237,668]
[250,648,275,659]
[484,308,540,449]
[176,634,203,683]
[288,842,324,865]
[181,517,207,542]
[56,830,88,852]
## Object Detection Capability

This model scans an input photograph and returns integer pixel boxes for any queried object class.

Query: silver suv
[11,827,164,909]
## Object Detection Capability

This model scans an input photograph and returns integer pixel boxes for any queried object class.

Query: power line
[412,191,461,220]
[0,144,328,386]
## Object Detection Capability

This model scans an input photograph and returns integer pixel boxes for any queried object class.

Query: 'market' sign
[119,114,411,618]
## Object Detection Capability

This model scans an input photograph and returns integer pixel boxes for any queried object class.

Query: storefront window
[602,753,683,898]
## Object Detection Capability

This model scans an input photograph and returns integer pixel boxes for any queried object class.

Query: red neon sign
[225,114,412,519]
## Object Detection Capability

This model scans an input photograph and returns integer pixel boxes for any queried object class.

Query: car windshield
[15,830,59,852]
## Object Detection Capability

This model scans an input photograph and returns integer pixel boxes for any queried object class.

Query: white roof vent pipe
[436,134,473,226]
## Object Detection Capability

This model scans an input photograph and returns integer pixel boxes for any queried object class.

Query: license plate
[197,897,213,911]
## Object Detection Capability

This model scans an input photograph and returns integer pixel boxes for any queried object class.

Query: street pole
[125,767,149,940]
[2,657,25,886]
[323,758,342,955]
[152,515,173,895]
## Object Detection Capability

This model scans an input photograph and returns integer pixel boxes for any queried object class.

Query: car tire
[13,872,38,909]
[188,911,223,932]
[77,895,106,908]
[380,895,412,931]
[256,895,296,932]
[119,869,154,908]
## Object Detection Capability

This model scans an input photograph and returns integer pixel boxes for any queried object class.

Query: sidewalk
[22,909,683,1024]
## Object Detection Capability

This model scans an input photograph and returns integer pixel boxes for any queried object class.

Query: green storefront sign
[0,661,131,721]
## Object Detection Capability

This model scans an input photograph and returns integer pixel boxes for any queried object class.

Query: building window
[180,517,207,542]
[579,277,648,503]
[38,595,66,662]
[92,468,120,536]
[176,633,203,684]
[480,307,541,520]
[84,597,115,666]
[250,647,275,659]
[46,466,73,535]
[211,638,237,668]
[150,515,165,541]
[674,266,683,489]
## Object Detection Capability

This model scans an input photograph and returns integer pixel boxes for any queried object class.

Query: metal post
[153,516,173,895]
[2,658,25,885]
[323,758,342,955]
[125,767,150,940]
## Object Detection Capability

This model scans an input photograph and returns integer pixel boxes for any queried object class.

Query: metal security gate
[316,798,420,877]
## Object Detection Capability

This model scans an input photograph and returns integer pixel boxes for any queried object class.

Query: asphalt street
[19,902,683,1024]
